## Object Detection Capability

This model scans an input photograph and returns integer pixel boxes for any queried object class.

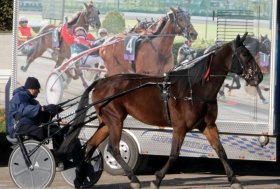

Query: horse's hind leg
[202,124,243,189]
[22,42,48,72]
[74,122,109,188]
[151,126,187,189]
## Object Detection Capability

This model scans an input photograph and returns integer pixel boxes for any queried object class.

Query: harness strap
[161,74,172,126]
[203,53,214,81]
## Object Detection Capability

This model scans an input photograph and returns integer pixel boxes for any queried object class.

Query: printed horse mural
[99,7,198,76]
[21,2,101,72]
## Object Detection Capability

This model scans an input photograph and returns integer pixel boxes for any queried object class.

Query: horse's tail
[57,80,99,154]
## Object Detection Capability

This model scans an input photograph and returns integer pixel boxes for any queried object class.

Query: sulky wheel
[8,140,56,188]
[61,148,103,187]
[45,71,64,104]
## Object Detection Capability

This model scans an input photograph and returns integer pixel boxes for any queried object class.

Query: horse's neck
[211,44,233,77]
[73,13,89,31]
[153,20,176,54]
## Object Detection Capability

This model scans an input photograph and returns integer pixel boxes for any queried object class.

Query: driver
[7,77,65,171]
[61,24,105,70]
[18,16,37,54]
[7,77,63,141]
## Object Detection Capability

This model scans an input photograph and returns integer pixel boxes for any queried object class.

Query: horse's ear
[240,32,248,44]
[236,34,241,46]
[136,18,141,23]
[83,2,88,8]
[170,7,176,13]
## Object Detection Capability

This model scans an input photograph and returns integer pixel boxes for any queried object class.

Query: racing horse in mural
[223,34,271,103]
[59,33,263,189]
[99,7,198,76]
[20,1,101,72]
[129,18,157,34]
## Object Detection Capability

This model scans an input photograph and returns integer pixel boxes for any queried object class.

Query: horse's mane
[170,53,212,90]
[68,12,82,26]
[152,17,167,36]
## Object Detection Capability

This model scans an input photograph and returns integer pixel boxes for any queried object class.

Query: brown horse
[59,33,262,189]
[21,2,101,72]
[99,7,198,76]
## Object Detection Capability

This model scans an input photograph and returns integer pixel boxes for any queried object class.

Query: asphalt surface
[1,148,280,189]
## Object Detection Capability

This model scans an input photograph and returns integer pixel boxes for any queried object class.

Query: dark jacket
[7,87,49,136]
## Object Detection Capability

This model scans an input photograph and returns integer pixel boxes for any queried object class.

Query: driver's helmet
[19,16,28,23]
[98,28,108,36]
[74,27,87,37]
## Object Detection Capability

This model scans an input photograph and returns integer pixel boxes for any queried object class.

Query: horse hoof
[150,181,159,189]
[73,179,82,189]
[231,183,244,189]
[130,182,141,189]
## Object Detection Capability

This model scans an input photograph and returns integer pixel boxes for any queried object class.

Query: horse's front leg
[202,124,243,189]
[74,123,109,188]
[151,125,186,189]
[106,122,140,189]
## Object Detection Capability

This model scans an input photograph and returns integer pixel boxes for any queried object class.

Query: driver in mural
[61,24,105,69]
[18,16,37,54]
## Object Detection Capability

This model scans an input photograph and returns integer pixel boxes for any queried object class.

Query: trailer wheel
[100,132,145,175]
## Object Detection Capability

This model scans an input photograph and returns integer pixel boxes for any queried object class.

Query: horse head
[168,7,198,41]
[83,1,101,29]
[260,34,271,54]
[231,32,263,86]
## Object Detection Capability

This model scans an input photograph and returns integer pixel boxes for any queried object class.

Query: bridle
[83,6,99,28]
[231,44,257,81]
[167,10,193,38]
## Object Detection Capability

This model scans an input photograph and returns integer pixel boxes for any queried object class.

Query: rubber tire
[8,140,56,188]
[100,132,144,175]
[61,148,103,187]
[45,71,64,104]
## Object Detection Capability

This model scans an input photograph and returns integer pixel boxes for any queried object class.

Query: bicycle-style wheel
[45,71,64,104]
[9,140,56,188]
[61,148,103,187]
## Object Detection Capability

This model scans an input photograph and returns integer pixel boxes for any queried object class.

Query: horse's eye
[242,53,248,57]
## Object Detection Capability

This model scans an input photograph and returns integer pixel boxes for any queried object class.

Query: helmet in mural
[74,27,87,36]
[19,16,28,23]
[98,28,108,35]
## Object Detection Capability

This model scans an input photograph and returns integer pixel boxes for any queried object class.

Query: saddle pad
[124,36,138,61]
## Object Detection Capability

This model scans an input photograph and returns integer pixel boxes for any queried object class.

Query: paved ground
[1,145,280,189]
